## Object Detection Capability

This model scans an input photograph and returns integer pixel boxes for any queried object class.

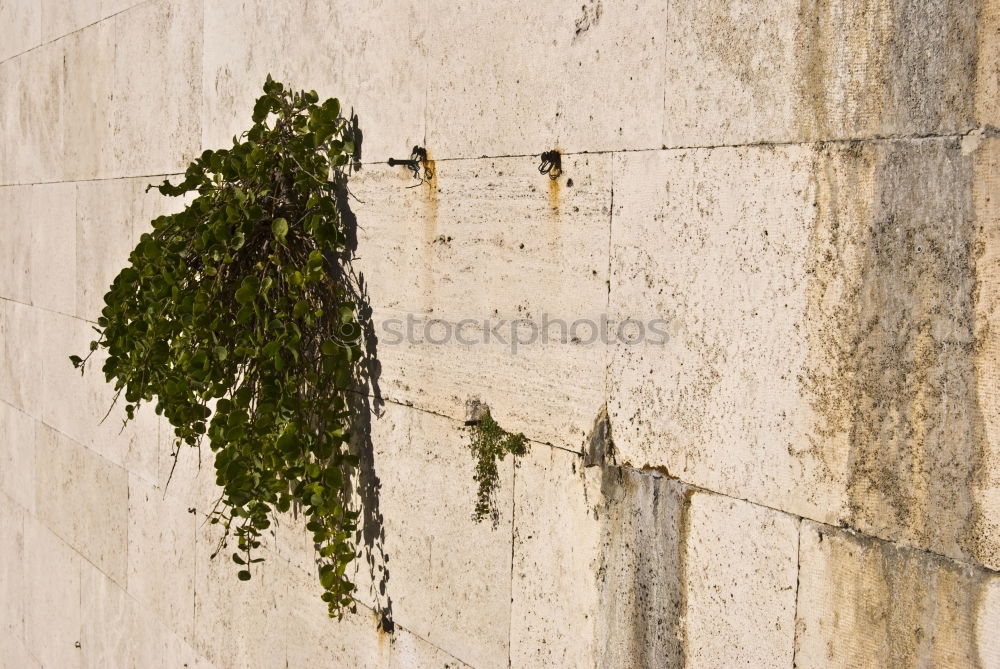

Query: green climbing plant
[468,408,528,526]
[71,76,363,616]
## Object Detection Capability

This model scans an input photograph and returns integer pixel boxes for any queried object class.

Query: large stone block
[35,422,129,584]
[663,0,980,147]
[424,0,666,157]
[609,137,1000,570]
[683,490,799,669]
[192,526,287,668]
[203,0,426,162]
[76,177,186,323]
[61,19,116,181]
[0,497,24,640]
[0,299,42,412]
[81,561,215,669]
[353,401,514,669]
[127,473,197,639]
[0,635,41,669]
[36,308,160,475]
[795,521,1000,667]
[0,402,36,513]
[113,0,202,176]
[2,181,76,314]
[0,186,33,303]
[595,469,688,669]
[510,444,603,668]
[23,517,83,669]
[512,446,799,669]
[30,182,77,315]
[350,155,610,451]
[100,0,147,19]
[281,560,474,669]
[0,42,64,184]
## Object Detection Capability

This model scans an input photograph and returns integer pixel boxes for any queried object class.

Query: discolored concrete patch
[610,137,1000,570]
[805,137,998,568]
[795,521,1000,668]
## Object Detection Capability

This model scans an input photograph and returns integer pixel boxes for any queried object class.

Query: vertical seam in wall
[791,517,803,668]
[604,154,616,405]
[508,462,517,669]
[421,1,430,148]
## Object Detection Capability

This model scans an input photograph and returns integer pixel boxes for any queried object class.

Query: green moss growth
[468,409,528,526]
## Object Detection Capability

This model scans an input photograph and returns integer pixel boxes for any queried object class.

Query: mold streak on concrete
[596,468,687,669]
[805,139,987,564]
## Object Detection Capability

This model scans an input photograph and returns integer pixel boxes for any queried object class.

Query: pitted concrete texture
[796,521,1000,667]
[349,155,610,452]
[2,0,999,666]
[609,137,1000,572]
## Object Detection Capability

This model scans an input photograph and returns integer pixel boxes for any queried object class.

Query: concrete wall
[2,0,999,667]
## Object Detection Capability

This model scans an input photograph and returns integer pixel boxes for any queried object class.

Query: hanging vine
[71,76,364,616]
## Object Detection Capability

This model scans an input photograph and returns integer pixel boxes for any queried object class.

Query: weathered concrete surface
[610,137,1000,571]
[0,401,35,514]
[40,0,100,43]
[34,422,129,584]
[202,0,427,163]
[358,402,514,669]
[665,0,985,147]
[350,155,610,452]
[3,0,1000,666]
[0,0,41,62]
[424,0,667,158]
[510,443,603,668]
[112,0,203,177]
[796,520,1000,667]
[22,517,83,669]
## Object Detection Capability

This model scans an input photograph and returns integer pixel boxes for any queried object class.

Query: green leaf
[77,76,366,618]
[271,217,288,241]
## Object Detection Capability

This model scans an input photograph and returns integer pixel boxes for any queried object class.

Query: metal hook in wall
[538,150,562,179]
[388,145,433,185]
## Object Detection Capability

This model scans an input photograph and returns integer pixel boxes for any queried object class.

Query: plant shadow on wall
[70,76,391,624]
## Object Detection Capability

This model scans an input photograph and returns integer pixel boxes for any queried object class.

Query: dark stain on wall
[804,139,988,566]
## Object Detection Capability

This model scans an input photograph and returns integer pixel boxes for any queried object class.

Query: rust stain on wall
[422,151,439,310]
